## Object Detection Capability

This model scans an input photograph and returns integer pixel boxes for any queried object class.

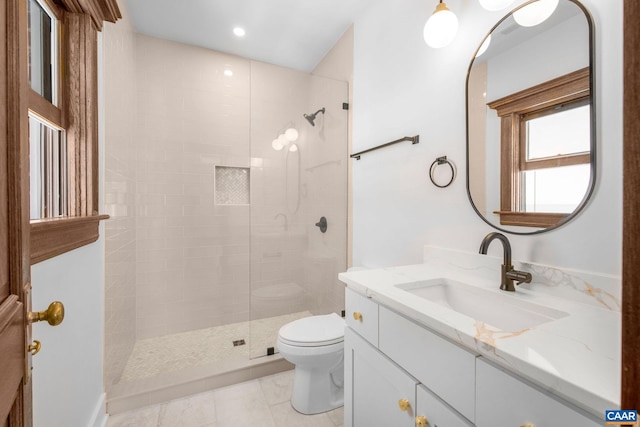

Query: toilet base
[290,363,344,415]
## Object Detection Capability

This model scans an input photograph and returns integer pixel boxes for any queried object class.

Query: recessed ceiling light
[233,27,246,37]
[224,69,233,77]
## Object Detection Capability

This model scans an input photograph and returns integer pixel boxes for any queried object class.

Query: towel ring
[429,156,456,188]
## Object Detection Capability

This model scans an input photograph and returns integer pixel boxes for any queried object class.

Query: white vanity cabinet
[345,289,474,427]
[475,358,601,427]
[344,287,602,427]
[345,328,418,427]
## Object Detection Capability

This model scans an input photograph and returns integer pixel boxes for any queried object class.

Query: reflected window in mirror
[487,67,590,228]
[522,100,590,214]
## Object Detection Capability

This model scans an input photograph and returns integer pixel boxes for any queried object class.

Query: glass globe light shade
[475,34,492,58]
[513,0,559,27]
[423,3,459,49]
[272,138,283,151]
[285,128,299,142]
[277,134,288,145]
[288,143,298,152]
[478,0,514,11]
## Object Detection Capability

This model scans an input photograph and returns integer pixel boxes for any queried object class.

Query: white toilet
[276,312,345,414]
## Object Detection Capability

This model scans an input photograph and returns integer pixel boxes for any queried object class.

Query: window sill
[30,214,109,264]
[494,211,568,228]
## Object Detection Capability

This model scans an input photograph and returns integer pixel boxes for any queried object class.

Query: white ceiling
[126,0,372,72]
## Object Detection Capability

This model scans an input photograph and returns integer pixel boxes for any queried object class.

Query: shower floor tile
[119,311,311,383]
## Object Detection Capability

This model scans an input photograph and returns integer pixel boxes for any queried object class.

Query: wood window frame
[26,0,120,264]
[487,67,591,228]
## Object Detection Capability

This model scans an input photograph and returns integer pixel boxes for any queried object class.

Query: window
[488,68,591,228]
[29,114,67,219]
[28,0,58,104]
[521,101,590,213]
[23,0,121,263]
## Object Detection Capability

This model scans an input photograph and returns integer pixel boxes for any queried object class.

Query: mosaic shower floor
[119,311,311,383]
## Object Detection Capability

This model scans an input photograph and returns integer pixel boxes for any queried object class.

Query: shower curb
[106,355,293,415]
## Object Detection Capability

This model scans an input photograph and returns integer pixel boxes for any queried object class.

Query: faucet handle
[505,270,532,285]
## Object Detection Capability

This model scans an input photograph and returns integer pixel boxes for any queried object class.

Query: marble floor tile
[259,370,295,406]
[107,405,161,427]
[106,371,346,427]
[269,401,336,427]
[327,406,344,427]
[158,391,217,427]
[213,380,276,427]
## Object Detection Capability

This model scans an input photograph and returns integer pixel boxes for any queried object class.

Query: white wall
[352,0,622,276]
[31,239,106,427]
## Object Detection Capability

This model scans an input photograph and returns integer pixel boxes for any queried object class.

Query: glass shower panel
[248,62,348,359]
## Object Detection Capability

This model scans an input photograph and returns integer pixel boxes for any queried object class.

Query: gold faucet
[479,232,532,292]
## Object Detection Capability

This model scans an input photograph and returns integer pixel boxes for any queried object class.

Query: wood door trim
[622,0,640,410]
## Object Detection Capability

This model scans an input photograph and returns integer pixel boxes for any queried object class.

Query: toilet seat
[278,313,345,347]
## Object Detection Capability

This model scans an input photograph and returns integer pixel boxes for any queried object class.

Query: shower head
[303,108,325,126]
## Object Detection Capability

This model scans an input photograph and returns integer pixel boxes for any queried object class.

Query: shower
[303,108,325,126]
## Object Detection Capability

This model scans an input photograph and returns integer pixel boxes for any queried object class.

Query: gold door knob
[28,340,41,356]
[353,312,363,321]
[398,398,411,412]
[416,415,429,427]
[28,301,64,326]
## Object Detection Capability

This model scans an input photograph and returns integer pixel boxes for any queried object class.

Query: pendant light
[513,0,559,27]
[423,0,458,49]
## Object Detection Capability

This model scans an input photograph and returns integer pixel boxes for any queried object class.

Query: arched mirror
[466,0,595,234]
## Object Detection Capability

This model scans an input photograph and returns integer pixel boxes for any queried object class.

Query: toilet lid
[278,313,345,347]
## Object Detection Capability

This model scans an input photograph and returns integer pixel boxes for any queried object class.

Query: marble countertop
[338,250,620,418]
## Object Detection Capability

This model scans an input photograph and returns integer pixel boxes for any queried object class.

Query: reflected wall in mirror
[466,0,595,234]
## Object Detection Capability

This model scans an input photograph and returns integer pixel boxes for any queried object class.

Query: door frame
[622,0,639,410]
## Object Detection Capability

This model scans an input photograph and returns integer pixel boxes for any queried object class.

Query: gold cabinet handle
[416,415,429,427]
[28,301,65,326]
[28,340,41,356]
[398,398,411,412]
[520,424,535,427]
[353,311,363,321]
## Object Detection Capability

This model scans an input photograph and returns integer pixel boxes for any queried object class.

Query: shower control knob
[315,216,327,233]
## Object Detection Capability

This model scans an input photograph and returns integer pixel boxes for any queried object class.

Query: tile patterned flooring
[120,312,311,383]
[107,370,345,427]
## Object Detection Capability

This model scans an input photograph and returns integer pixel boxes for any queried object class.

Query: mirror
[466,0,595,235]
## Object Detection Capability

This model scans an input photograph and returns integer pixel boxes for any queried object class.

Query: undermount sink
[395,278,569,332]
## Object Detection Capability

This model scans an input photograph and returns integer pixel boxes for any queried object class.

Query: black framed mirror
[466,0,595,235]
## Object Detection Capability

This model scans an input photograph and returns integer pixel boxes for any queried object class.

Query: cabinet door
[415,385,473,427]
[345,328,418,427]
[476,358,601,427]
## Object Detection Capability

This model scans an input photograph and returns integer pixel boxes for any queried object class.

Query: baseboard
[88,392,108,427]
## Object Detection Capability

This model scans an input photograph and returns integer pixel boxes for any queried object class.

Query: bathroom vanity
[339,247,619,427]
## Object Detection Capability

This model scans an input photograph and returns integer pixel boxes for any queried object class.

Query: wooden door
[623,0,640,410]
[1,0,32,425]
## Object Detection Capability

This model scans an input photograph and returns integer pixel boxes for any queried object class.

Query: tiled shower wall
[104,27,349,383]
[103,3,138,390]
[134,35,252,339]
